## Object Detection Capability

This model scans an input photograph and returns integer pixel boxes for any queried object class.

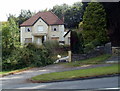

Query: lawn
[62,54,111,67]
[31,64,119,82]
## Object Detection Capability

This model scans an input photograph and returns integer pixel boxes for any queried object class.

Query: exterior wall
[32,18,48,34]
[48,25,64,42]
[20,27,32,44]
[20,18,65,45]
[64,32,70,45]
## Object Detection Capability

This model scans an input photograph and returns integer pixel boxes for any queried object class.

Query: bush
[84,43,95,53]
[2,43,53,71]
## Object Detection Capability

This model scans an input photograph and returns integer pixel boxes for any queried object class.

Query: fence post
[68,51,71,62]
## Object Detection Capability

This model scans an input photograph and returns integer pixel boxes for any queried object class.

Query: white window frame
[37,25,43,32]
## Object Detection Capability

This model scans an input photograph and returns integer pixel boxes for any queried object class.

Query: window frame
[37,25,43,32]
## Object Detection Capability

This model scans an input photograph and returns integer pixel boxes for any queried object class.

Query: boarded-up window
[25,38,32,43]
[51,37,59,40]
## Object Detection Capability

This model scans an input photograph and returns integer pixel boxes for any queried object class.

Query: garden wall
[72,43,112,61]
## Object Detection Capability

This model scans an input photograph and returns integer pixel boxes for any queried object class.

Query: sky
[0,0,81,21]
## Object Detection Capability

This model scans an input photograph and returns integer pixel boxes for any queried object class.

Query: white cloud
[0,0,81,21]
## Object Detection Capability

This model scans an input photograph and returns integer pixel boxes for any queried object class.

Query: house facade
[20,11,69,45]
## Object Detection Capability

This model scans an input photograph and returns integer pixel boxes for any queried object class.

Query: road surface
[1,76,119,90]
[0,63,119,90]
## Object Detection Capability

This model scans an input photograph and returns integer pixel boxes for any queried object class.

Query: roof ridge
[20,11,64,26]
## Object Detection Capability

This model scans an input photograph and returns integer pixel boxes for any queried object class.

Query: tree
[64,2,83,28]
[17,10,35,26]
[82,2,109,46]
[51,4,69,20]
[101,2,120,47]
[2,18,20,57]
[51,2,83,28]
[70,31,84,54]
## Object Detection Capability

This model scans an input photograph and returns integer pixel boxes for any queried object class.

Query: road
[1,76,119,89]
[0,64,119,90]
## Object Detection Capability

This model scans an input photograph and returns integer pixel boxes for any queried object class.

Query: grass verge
[31,64,119,82]
[0,67,32,76]
[62,54,111,67]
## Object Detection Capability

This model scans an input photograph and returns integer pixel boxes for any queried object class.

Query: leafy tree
[64,2,82,28]
[51,2,83,28]
[2,18,19,57]
[51,4,69,20]
[17,10,35,26]
[82,2,109,46]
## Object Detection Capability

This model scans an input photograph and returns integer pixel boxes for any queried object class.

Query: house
[64,29,71,45]
[20,11,70,45]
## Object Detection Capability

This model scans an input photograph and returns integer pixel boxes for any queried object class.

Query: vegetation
[51,2,83,28]
[31,64,119,82]
[63,54,111,67]
[0,67,31,75]
[81,2,109,48]
[70,31,84,54]
[2,18,54,71]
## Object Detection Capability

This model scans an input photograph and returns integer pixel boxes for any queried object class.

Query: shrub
[2,43,53,71]
[84,43,95,53]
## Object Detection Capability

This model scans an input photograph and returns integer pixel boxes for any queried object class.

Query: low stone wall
[72,48,104,61]
[71,45,111,61]
[112,47,120,56]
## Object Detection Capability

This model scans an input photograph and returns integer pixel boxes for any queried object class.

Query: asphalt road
[0,63,119,90]
[1,76,119,90]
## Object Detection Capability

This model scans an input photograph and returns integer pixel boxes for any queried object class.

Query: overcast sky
[0,0,81,21]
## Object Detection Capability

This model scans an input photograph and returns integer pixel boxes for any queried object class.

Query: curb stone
[29,73,120,83]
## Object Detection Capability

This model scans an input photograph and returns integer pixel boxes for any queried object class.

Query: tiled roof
[20,11,64,26]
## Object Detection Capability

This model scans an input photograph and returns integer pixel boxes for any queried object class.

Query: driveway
[0,63,114,89]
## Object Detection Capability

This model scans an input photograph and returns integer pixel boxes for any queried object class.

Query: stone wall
[72,43,112,61]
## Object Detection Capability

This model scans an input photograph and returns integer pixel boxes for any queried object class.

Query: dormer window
[25,27,31,32]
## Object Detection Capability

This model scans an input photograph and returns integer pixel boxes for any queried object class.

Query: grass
[31,64,119,82]
[62,54,111,67]
[0,67,32,75]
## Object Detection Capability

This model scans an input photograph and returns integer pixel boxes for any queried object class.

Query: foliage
[17,10,35,26]
[2,18,20,59]
[64,2,83,28]
[2,44,53,71]
[101,2,120,47]
[2,18,53,70]
[71,31,84,54]
[51,2,83,28]
[8,10,35,27]
[51,4,69,20]
[82,2,109,47]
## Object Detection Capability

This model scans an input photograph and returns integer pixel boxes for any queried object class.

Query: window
[51,37,59,40]
[54,28,57,31]
[52,26,58,31]
[38,25,43,32]
[25,38,32,43]
[25,27,31,32]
